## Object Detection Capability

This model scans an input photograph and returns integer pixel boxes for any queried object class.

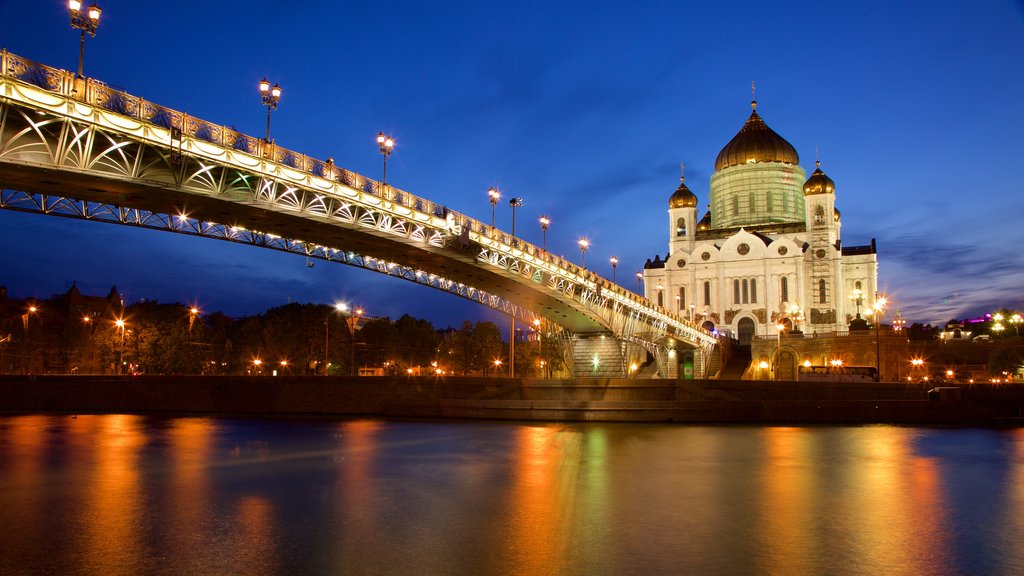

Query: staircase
[718,345,751,380]
[572,335,625,378]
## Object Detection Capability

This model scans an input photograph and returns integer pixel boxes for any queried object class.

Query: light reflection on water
[0,415,1022,575]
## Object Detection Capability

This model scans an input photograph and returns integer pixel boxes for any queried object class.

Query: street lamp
[636,271,643,294]
[609,256,618,283]
[22,305,37,374]
[578,238,589,268]
[787,303,804,333]
[872,295,888,381]
[336,304,364,377]
[493,359,503,377]
[1010,313,1023,336]
[849,288,864,319]
[509,197,524,236]
[488,187,500,228]
[539,216,550,250]
[259,78,282,144]
[115,318,126,375]
[324,302,348,376]
[68,1,101,79]
[376,132,394,184]
[775,323,785,380]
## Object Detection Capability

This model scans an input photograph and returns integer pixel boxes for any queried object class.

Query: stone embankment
[2,375,1022,425]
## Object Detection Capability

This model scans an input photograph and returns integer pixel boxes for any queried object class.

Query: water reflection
[0,416,1022,575]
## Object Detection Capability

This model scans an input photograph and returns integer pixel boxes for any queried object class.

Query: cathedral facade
[642,99,879,344]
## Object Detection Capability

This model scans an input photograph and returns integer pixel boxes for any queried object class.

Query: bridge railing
[0,49,714,343]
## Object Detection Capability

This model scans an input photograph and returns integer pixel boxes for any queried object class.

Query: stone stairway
[572,335,626,378]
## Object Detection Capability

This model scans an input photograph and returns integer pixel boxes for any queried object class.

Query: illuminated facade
[643,99,880,343]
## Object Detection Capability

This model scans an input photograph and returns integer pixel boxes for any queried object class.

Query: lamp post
[507,194,524,379]
[578,238,589,269]
[872,295,888,382]
[1010,313,1023,336]
[259,78,282,144]
[787,303,803,333]
[22,305,37,374]
[609,256,618,283]
[636,271,643,295]
[115,318,125,375]
[775,322,785,380]
[340,305,364,377]
[376,132,394,184]
[324,302,348,376]
[539,216,550,250]
[488,187,500,228]
[849,288,863,319]
[187,306,199,374]
[509,197,523,235]
[68,1,101,79]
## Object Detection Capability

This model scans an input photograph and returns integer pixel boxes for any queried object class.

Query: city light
[259,78,282,143]
[578,238,589,268]
[488,187,500,228]
[68,0,101,78]
[539,216,550,250]
[376,132,395,184]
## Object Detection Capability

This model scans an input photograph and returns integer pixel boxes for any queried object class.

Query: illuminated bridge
[0,50,719,378]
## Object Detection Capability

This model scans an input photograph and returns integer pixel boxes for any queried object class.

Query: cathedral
[642,98,879,345]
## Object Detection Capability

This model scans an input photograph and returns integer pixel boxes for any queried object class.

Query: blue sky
[2,0,1023,327]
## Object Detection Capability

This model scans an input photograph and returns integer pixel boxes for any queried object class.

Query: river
[0,415,1021,575]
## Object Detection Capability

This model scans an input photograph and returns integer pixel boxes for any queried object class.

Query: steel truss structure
[0,50,718,374]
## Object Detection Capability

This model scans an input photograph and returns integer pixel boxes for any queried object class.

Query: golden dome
[834,207,841,221]
[803,161,835,195]
[714,101,799,171]
[697,209,711,231]
[669,176,698,208]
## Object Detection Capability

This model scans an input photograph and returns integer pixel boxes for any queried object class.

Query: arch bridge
[0,50,718,377]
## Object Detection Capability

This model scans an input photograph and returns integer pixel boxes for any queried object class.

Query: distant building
[643,98,880,345]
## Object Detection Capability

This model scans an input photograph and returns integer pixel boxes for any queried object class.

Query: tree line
[1,293,567,377]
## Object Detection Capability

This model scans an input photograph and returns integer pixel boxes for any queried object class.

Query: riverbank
[2,375,1022,425]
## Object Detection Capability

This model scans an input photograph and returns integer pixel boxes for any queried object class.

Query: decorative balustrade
[0,49,714,342]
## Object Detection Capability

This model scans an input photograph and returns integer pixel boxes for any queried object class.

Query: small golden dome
[803,161,835,195]
[697,209,711,231]
[714,101,799,171]
[669,177,698,208]
[834,207,841,221]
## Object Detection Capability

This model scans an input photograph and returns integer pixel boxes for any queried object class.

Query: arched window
[657,290,664,307]
[766,191,773,212]
[781,277,789,303]
[855,280,862,290]
[742,279,749,304]
[748,192,756,212]
[676,217,686,237]
[678,287,686,310]
[814,205,825,224]
[732,196,739,217]
[703,281,711,306]
[818,279,827,304]
[734,279,741,304]
[750,279,757,303]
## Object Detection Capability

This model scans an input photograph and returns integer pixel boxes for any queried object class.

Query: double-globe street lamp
[509,197,524,236]
[488,187,500,228]
[578,238,589,269]
[259,78,282,145]
[68,1,101,79]
[507,197,524,378]
[376,132,394,185]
